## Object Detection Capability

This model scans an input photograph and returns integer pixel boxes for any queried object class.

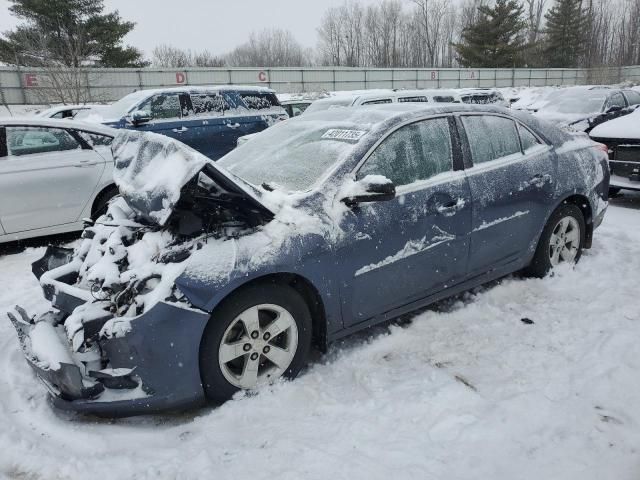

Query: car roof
[301,102,507,123]
[122,85,277,98]
[300,102,571,147]
[0,117,119,136]
[280,99,314,105]
[38,104,95,115]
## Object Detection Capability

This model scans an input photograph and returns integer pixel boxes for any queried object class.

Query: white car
[35,104,105,120]
[304,89,461,114]
[0,119,118,243]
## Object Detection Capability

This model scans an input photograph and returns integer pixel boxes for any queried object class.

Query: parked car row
[6,99,610,416]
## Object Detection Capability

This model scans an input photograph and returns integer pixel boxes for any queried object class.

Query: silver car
[0,119,118,243]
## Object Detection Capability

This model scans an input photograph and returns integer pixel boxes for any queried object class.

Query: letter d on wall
[176,72,186,84]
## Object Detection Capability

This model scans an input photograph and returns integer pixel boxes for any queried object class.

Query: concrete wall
[0,65,637,105]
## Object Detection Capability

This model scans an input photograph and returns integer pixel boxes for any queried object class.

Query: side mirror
[606,105,622,114]
[129,110,152,126]
[341,175,396,206]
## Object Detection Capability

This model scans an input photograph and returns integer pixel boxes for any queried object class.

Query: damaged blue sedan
[8,104,609,416]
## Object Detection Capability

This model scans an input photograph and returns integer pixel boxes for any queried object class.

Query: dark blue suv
[94,86,288,160]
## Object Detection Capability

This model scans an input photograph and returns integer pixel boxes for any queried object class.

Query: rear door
[186,91,231,160]
[458,114,556,276]
[339,116,472,325]
[0,125,105,233]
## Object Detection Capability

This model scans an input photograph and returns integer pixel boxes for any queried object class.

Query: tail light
[593,142,610,155]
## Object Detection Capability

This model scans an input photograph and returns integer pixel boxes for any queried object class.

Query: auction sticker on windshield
[321,129,367,141]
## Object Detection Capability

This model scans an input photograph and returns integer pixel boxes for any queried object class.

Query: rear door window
[433,96,456,103]
[362,99,392,105]
[191,93,229,115]
[518,124,543,152]
[461,115,522,165]
[5,126,81,156]
[398,96,429,103]
[623,90,640,106]
[76,131,113,147]
[239,92,280,110]
[358,117,453,186]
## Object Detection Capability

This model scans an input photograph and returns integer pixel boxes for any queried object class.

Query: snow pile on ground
[0,195,639,479]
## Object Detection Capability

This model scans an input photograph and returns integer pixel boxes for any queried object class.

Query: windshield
[96,90,152,120]
[304,97,354,114]
[218,120,368,192]
[546,93,606,114]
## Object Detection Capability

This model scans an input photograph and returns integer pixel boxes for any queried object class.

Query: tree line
[154,0,640,69]
[0,0,638,71]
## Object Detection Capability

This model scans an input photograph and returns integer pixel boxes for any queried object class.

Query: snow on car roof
[36,104,98,117]
[589,108,640,139]
[0,117,118,136]
[302,102,508,123]
[120,85,276,98]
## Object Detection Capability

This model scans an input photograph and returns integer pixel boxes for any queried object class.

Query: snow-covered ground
[0,193,639,480]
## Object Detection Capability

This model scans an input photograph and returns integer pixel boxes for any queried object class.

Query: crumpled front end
[9,300,209,416]
[7,131,273,416]
[7,197,217,415]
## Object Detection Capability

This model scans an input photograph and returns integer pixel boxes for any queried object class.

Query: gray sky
[0,0,382,58]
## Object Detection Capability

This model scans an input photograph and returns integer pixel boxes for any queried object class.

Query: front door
[0,126,104,233]
[134,92,193,144]
[339,117,472,326]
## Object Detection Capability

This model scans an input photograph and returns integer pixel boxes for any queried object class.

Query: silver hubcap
[218,304,298,389]
[549,216,580,266]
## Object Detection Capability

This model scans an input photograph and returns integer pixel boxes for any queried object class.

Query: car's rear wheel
[200,283,312,403]
[525,204,585,278]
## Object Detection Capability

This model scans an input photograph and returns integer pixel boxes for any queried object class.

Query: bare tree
[152,44,225,68]
[9,25,98,104]
[227,29,308,67]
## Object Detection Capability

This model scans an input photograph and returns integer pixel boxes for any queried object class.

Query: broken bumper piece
[8,301,210,417]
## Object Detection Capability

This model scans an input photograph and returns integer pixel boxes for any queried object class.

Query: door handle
[74,158,95,167]
[172,127,189,133]
[435,199,465,216]
[527,174,551,188]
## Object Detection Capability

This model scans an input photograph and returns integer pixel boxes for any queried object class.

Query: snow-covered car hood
[589,108,640,139]
[535,111,594,128]
[111,130,271,226]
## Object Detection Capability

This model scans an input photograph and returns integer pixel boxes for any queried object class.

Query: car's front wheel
[199,283,312,403]
[525,204,586,278]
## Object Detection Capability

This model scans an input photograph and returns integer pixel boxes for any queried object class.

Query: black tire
[199,283,312,403]
[91,186,118,221]
[608,187,621,197]
[524,204,586,278]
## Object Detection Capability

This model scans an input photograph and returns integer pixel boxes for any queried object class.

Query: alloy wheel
[548,216,581,266]
[218,304,299,389]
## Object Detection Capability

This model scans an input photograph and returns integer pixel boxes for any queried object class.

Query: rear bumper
[8,300,210,417]
[610,173,640,191]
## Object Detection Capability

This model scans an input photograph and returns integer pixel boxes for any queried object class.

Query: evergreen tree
[543,0,588,67]
[0,0,147,67]
[455,0,527,68]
